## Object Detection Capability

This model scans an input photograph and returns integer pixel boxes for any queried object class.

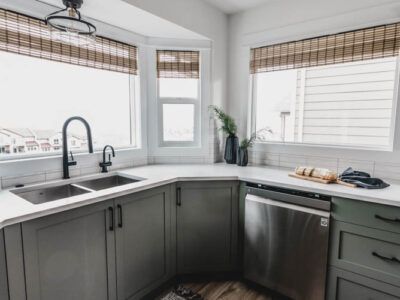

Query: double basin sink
[12,175,143,205]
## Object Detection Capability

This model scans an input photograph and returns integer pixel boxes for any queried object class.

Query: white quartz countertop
[1,163,400,230]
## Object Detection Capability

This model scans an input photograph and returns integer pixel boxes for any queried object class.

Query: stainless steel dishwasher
[244,183,331,300]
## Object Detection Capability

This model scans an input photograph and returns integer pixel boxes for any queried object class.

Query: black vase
[237,147,248,167]
[224,134,239,164]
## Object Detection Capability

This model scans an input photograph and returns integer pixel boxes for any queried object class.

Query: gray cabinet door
[176,181,239,274]
[0,230,8,300]
[22,201,117,300]
[3,224,25,300]
[327,266,400,300]
[329,220,400,287]
[115,186,172,300]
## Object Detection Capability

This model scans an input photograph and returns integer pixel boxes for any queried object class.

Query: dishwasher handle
[246,194,330,218]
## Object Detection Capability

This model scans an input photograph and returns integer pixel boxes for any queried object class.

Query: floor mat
[161,291,186,300]
[161,285,203,300]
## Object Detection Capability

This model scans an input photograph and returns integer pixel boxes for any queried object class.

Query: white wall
[124,0,229,107]
[228,0,400,179]
[123,0,229,162]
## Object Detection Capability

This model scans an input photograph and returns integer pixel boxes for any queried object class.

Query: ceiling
[201,0,274,14]
[36,0,207,40]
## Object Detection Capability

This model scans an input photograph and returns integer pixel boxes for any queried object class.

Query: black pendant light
[45,0,96,46]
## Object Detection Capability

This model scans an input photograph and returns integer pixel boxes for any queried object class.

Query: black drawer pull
[117,204,123,228]
[372,252,400,264]
[375,214,400,223]
[108,207,114,231]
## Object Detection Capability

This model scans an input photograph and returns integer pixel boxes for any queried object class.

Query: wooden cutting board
[289,173,357,188]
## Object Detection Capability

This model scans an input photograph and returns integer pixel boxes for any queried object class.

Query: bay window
[250,23,400,149]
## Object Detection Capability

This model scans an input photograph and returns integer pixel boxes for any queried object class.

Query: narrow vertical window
[157,50,200,146]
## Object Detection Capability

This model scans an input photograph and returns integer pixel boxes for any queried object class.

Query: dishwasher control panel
[246,182,332,211]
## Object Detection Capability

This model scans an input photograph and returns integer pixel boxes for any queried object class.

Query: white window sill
[0,146,144,163]
[253,141,394,153]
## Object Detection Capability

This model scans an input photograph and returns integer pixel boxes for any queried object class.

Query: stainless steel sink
[11,174,143,205]
[12,184,90,205]
[76,175,140,191]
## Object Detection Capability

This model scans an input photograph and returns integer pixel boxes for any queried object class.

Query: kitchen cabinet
[19,185,173,300]
[329,220,400,287]
[327,266,400,300]
[176,181,239,274]
[22,200,117,300]
[3,224,25,300]
[0,230,8,300]
[115,185,174,300]
[332,197,400,234]
[328,197,400,299]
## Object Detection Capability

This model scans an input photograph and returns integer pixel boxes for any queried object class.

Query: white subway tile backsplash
[2,173,46,189]
[181,156,206,164]
[338,159,374,175]
[110,161,135,171]
[45,170,64,182]
[246,151,400,180]
[153,156,181,164]
[133,157,148,166]
[204,157,216,164]
[306,156,339,172]
[0,159,140,188]
[70,168,81,178]
[374,162,400,181]
[44,168,80,181]
[279,154,307,169]
[80,166,101,176]
[264,157,280,167]
[249,151,280,167]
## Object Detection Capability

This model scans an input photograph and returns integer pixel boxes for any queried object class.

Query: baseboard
[177,271,241,283]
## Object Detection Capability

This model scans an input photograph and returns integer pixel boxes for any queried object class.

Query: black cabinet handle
[108,207,114,231]
[117,204,123,228]
[372,251,400,264]
[176,187,182,206]
[375,214,400,223]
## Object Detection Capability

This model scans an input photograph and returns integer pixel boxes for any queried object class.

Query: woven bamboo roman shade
[0,8,138,75]
[157,50,200,79]
[250,23,400,74]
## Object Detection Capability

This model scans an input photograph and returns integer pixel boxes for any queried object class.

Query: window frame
[156,54,202,148]
[0,7,143,162]
[249,56,400,152]
[0,68,141,161]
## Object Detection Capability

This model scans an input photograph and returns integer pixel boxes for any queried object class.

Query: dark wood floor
[156,280,287,300]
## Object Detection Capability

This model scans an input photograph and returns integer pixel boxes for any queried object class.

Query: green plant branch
[240,132,257,148]
[209,105,237,135]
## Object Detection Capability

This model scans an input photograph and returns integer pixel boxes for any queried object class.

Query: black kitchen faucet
[99,145,115,173]
[62,116,94,179]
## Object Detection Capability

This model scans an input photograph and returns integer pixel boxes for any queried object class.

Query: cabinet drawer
[330,221,400,287]
[332,197,400,234]
[327,266,400,300]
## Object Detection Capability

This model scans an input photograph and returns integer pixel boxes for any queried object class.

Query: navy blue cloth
[339,167,389,189]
